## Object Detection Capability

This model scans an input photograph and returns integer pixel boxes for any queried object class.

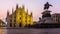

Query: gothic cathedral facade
[6,4,33,27]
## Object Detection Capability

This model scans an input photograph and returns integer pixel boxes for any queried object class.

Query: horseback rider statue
[44,2,53,10]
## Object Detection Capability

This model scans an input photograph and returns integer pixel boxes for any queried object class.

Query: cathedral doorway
[19,23,22,27]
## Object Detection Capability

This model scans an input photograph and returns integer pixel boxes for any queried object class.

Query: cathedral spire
[7,10,9,17]
[30,12,32,16]
[27,9,28,14]
[22,5,25,10]
[16,4,18,9]
[12,8,14,13]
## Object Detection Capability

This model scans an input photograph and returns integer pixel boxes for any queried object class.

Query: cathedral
[6,4,33,27]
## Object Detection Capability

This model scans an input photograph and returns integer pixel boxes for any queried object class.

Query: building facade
[6,4,33,27]
[51,13,60,23]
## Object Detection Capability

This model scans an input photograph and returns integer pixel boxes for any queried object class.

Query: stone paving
[0,28,60,34]
[6,28,60,34]
[0,28,6,34]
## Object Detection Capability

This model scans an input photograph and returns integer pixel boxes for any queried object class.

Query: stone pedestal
[41,10,57,23]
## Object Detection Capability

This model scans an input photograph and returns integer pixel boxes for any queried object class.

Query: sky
[0,0,60,22]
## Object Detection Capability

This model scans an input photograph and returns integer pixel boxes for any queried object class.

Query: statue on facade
[44,2,52,10]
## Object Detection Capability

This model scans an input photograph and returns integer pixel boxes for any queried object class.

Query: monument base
[32,23,60,28]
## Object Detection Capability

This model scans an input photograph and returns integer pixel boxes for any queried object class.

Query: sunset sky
[0,0,60,22]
